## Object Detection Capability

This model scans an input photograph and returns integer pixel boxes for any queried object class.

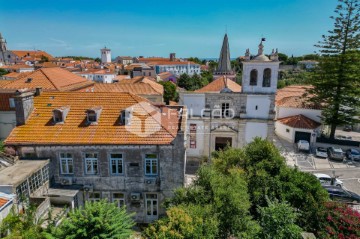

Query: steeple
[215,34,233,75]
[0,32,7,65]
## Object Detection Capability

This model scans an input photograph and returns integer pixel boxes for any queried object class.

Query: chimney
[14,89,34,126]
[170,53,176,62]
[35,87,42,96]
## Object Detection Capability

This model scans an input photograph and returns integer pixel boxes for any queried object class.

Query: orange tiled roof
[157,72,177,80]
[275,85,312,103]
[277,96,322,109]
[5,92,183,145]
[0,80,12,87]
[10,50,53,60]
[94,83,162,95]
[118,76,163,94]
[0,197,9,208]
[278,114,321,129]
[0,64,34,70]
[0,67,94,92]
[195,76,241,93]
[147,61,198,66]
[3,71,32,80]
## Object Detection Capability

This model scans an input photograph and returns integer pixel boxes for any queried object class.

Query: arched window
[250,69,258,86]
[263,68,271,87]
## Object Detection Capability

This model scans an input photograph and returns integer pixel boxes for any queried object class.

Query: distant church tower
[242,39,280,94]
[213,34,236,80]
[0,33,7,65]
[100,47,111,64]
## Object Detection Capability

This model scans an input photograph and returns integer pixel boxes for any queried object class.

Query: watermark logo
[125,102,162,137]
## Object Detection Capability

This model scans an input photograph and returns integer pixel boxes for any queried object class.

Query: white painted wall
[0,111,16,140]
[101,49,111,63]
[277,106,322,123]
[242,62,280,94]
[275,121,319,143]
[246,95,270,119]
[275,121,294,142]
[182,94,206,117]
[245,122,268,143]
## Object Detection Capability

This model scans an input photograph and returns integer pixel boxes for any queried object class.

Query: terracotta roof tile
[118,77,163,94]
[10,50,53,60]
[94,83,162,95]
[5,92,183,145]
[195,76,241,93]
[0,67,94,91]
[0,197,9,208]
[277,96,322,109]
[275,85,312,103]
[278,114,321,129]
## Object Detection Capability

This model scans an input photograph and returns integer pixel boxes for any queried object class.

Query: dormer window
[26,78,32,83]
[53,106,70,124]
[120,109,132,125]
[86,107,102,124]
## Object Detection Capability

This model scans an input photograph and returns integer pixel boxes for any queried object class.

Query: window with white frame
[88,192,101,202]
[112,193,125,207]
[85,153,98,175]
[110,153,123,175]
[146,193,158,218]
[145,154,158,176]
[60,153,73,174]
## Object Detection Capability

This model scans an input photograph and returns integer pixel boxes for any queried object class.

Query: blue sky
[0,0,338,58]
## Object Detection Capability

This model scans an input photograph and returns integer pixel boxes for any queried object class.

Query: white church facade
[179,37,280,158]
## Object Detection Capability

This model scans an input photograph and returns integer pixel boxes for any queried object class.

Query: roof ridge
[39,68,59,90]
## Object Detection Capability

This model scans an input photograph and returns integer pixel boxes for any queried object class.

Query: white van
[297,140,310,152]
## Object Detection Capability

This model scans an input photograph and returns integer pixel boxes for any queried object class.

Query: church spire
[215,34,232,74]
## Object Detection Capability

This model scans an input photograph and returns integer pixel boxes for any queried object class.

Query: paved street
[273,135,360,195]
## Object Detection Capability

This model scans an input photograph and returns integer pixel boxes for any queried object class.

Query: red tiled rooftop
[195,76,241,93]
[278,114,321,129]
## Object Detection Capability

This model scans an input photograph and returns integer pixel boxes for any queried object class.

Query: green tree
[200,70,213,83]
[94,57,101,63]
[39,55,49,63]
[303,54,320,61]
[187,57,202,65]
[212,138,329,233]
[208,60,218,72]
[144,205,219,239]
[0,68,7,76]
[278,53,289,63]
[309,0,360,139]
[177,73,208,91]
[0,205,52,239]
[257,199,302,239]
[167,165,260,238]
[159,81,178,104]
[177,73,191,90]
[55,200,135,239]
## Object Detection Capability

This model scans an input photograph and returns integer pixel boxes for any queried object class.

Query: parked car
[343,125,352,132]
[297,140,310,152]
[323,185,360,203]
[315,147,327,158]
[346,148,360,161]
[314,173,343,187]
[327,147,344,161]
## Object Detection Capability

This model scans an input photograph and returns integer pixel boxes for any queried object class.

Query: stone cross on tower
[258,40,264,56]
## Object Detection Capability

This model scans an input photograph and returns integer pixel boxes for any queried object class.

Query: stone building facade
[180,38,280,158]
[5,91,186,223]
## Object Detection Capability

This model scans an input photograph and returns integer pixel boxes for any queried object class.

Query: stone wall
[25,133,185,223]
